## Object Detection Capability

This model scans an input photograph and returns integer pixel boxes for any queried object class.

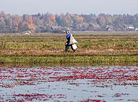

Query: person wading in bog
[65,30,77,52]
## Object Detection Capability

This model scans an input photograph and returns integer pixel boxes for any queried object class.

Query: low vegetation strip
[0,55,138,64]
[0,32,138,64]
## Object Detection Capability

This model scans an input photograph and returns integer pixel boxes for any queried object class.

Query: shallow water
[0,66,138,102]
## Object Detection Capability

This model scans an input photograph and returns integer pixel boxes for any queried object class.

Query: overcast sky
[0,0,138,15]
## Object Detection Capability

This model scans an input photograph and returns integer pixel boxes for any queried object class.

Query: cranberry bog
[0,32,138,102]
[0,65,138,102]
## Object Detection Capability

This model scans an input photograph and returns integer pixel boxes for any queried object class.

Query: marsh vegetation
[0,32,138,64]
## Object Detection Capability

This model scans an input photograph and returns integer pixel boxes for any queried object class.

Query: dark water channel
[0,65,138,102]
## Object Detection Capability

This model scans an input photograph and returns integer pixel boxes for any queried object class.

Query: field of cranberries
[0,65,138,102]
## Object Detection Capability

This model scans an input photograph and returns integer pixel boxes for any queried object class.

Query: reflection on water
[0,66,138,102]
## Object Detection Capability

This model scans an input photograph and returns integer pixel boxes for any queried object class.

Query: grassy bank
[0,32,138,56]
[0,32,138,65]
[0,55,138,65]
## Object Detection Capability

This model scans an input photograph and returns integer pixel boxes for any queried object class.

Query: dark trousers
[65,44,75,52]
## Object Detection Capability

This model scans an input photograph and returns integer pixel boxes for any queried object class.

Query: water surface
[0,66,138,102]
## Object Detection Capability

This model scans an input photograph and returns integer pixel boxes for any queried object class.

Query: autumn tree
[1,11,138,33]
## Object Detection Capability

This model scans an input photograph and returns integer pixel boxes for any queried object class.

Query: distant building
[127,25,135,31]
[22,30,35,35]
[90,23,101,31]
[51,26,71,33]
[106,25,114,31]
[135,28,138,31]
[92,23,100,28]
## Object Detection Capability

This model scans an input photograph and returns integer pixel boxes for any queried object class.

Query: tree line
[0,11,138,33]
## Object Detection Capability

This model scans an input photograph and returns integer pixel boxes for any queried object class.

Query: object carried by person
[70,34,77,45]
[70,34,77,50]
[72,44,77,50]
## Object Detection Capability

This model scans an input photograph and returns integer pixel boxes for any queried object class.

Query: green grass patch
[0,32,138,65]
[0,55,138,64]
